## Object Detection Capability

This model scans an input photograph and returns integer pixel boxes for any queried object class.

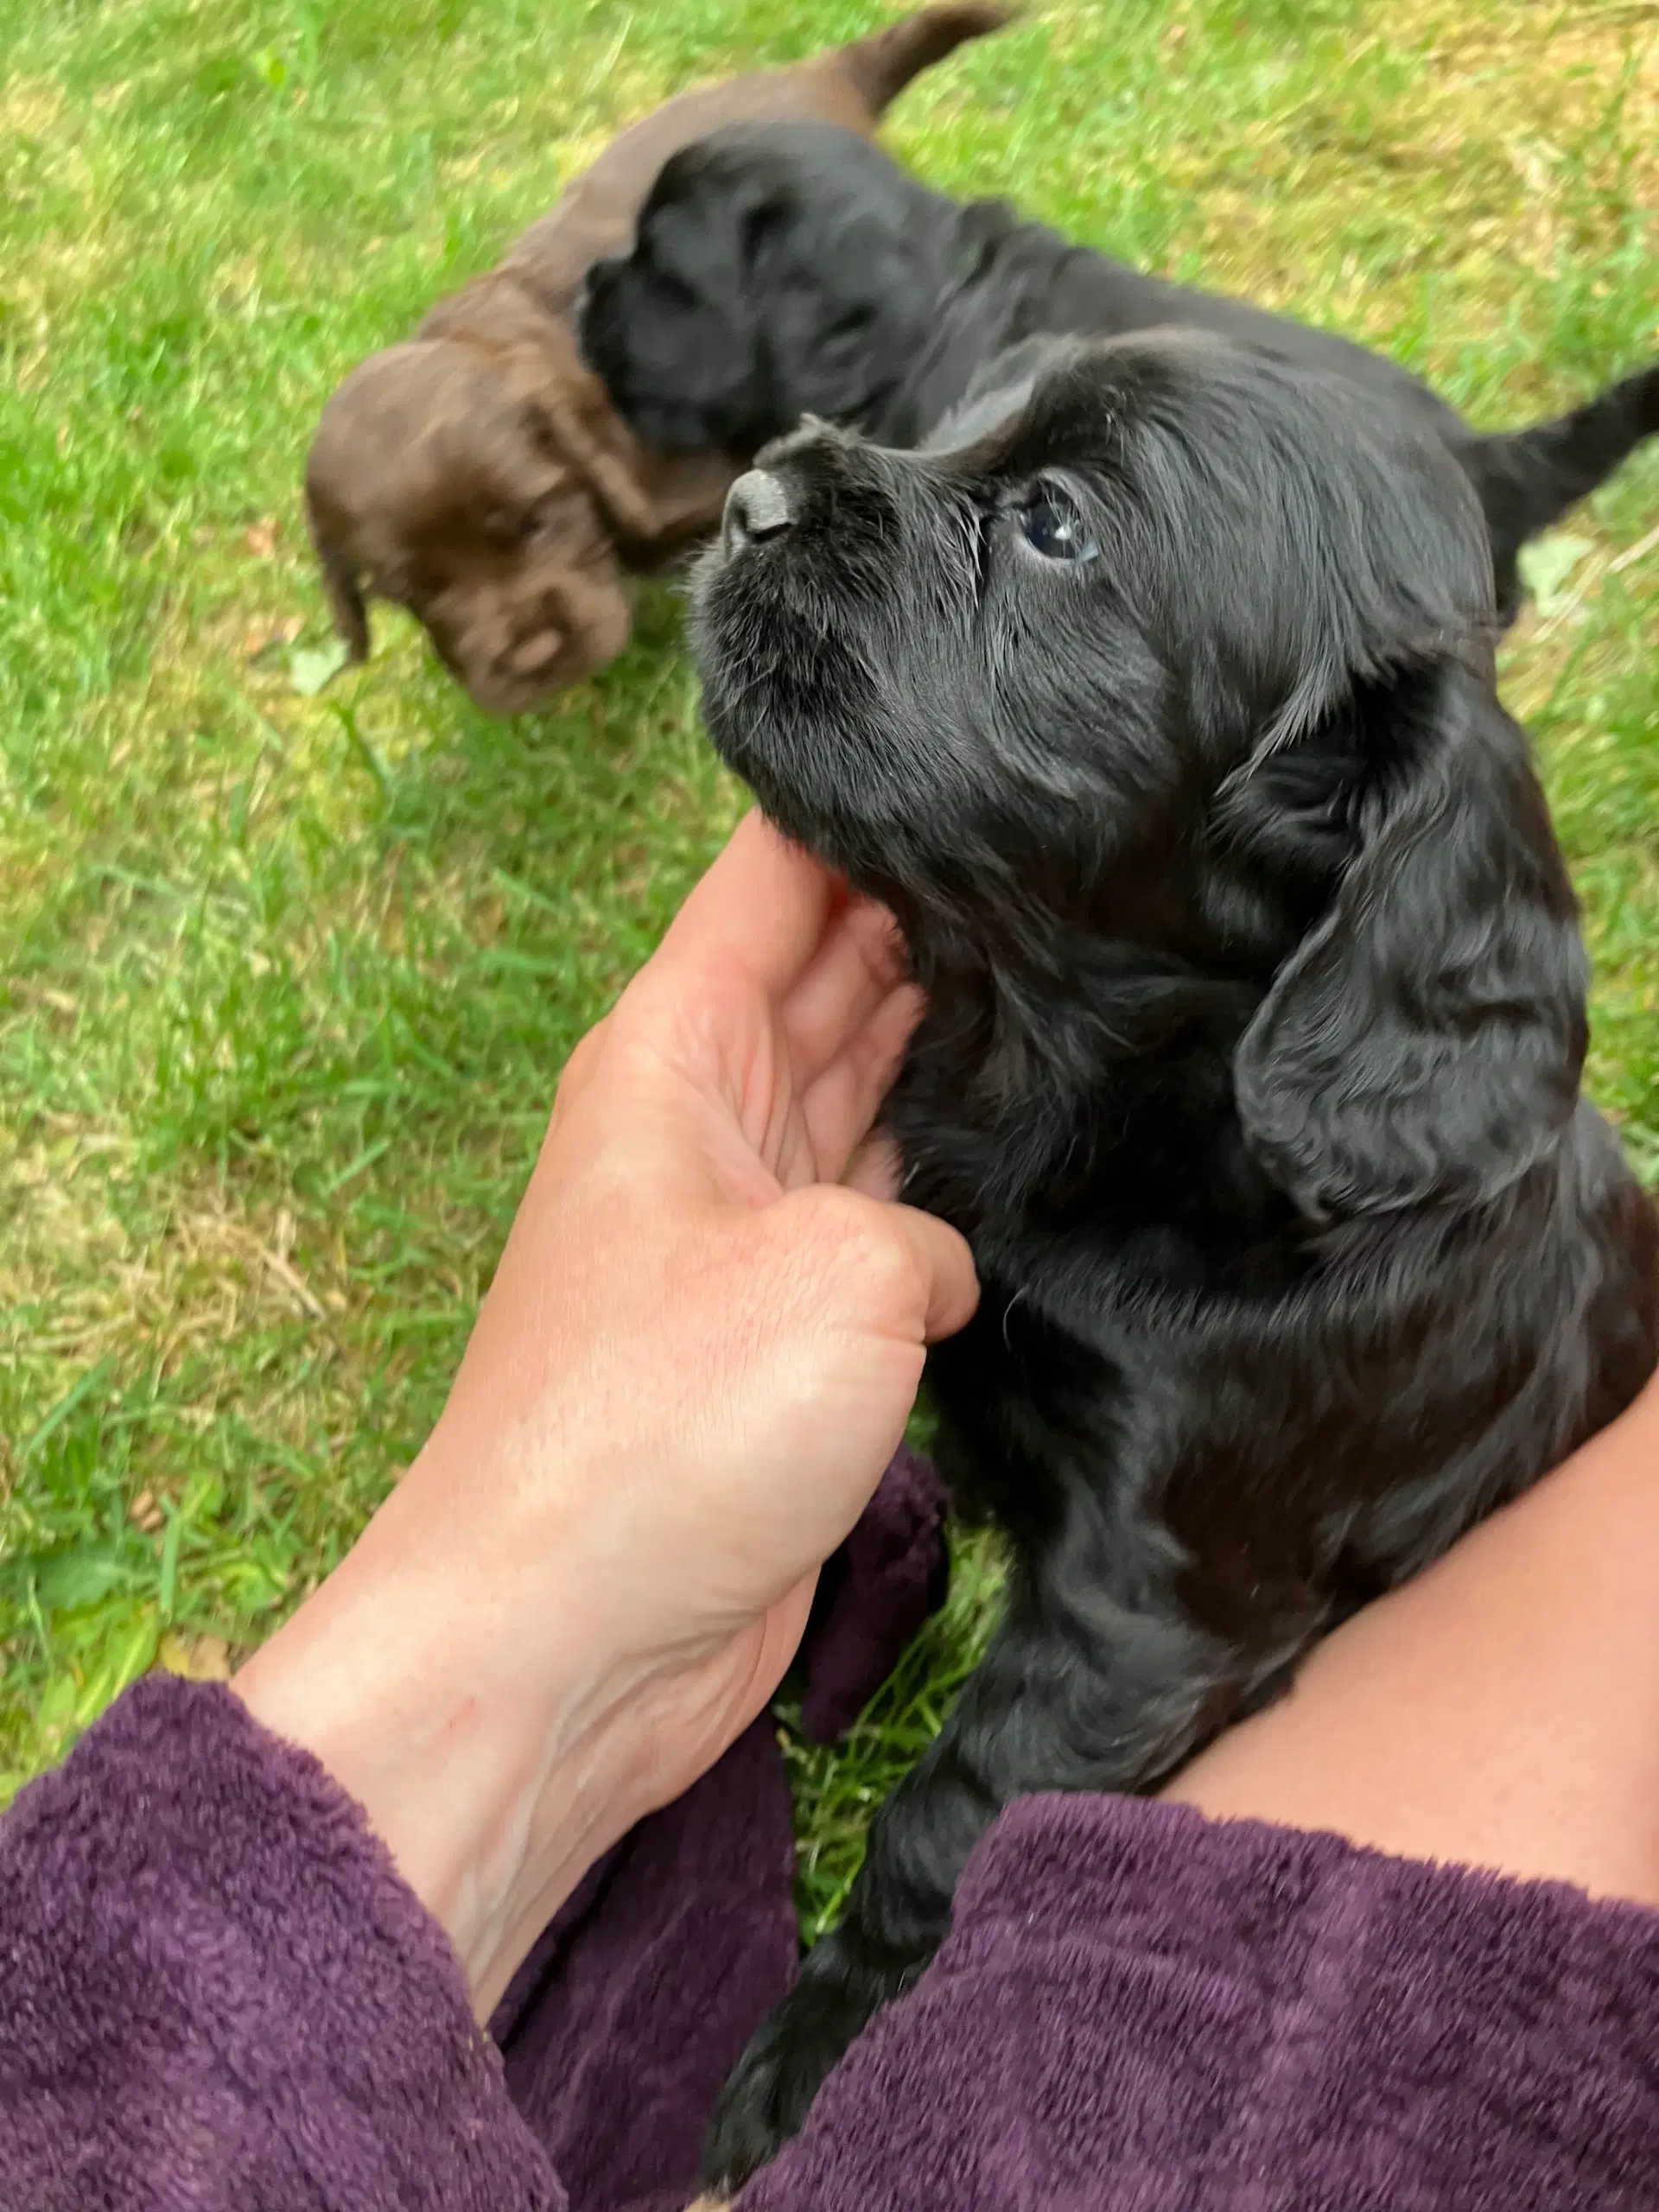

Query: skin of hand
[235,813,978,2018]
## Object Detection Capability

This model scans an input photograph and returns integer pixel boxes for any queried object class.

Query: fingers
[548,809,923,1202]
[798,980,925,1181]
[845,1129,903,1203]
[658,812,845,1002]
[779,892,910,1094]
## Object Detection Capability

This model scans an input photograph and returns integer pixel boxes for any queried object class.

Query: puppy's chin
[690,539,829,810]
[690,537,898,880]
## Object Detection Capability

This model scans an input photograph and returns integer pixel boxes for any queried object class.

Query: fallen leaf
[1518,532,1593,618]
[289,639,350,696]
[156,1631,232,1683]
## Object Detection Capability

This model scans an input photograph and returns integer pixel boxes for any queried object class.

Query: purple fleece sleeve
[0,1448,954,2212]
[0,1674,561,2212]
[746,1791,1659,2211]
[793,1445,948,1746]
[11,1484,1659,2212]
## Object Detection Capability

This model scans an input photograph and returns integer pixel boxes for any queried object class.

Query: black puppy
[579,119,1659,620]
[687,332,1659,2191]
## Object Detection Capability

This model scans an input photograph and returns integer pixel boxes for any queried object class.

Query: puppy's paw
[700,1942,894,2196]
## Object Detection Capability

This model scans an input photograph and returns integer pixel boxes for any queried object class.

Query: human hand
[235,813,977,2013]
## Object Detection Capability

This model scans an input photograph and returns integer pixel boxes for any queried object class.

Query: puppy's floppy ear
[645,181,777,447]
[474,303,673,543]
[579,149,779,454]
[629,445,741,550]
[536,366,664,543]
[1235,657,1587,1221]
[312,527,370,662]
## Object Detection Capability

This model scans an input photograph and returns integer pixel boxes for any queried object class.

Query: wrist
[234,1453,682,2016]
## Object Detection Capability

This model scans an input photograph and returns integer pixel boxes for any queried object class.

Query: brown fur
[303,7,1010,715]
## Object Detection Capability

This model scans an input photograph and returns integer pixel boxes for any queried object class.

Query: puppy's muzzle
[721,469,794,554]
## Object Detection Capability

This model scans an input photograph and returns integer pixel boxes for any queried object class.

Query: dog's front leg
[700,1533,1233,2194]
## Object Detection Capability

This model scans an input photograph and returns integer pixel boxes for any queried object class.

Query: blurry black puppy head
[579,119,951,453]
[693,331,1588,1222]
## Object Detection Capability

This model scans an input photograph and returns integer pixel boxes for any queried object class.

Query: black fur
[578,118,1659,620]
[688,333,1659,2191]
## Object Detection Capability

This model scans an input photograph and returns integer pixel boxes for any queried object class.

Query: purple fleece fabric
[744,1796,1659,2210]
[486,1712,795,2212]
[792,1441,948,1745]
[6,1443,1659,2210]
[0,1660,556,2211]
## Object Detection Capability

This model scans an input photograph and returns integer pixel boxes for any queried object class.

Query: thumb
[771,1182,980,1347]
[883,1200,981,1343]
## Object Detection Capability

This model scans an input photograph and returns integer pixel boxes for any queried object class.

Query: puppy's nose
[722,470,793,554]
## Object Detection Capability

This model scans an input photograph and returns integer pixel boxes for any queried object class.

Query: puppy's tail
[1465,362,1659,611]
[839,4,1014,118]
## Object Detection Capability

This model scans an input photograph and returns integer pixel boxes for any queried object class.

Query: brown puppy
[304,7,1008,715]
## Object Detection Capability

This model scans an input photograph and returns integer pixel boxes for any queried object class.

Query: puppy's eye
[1019,486,1097,563]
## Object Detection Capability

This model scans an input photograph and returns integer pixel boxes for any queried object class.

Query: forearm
[233,1425,683,2018]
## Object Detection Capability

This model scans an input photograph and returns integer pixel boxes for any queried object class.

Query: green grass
[2,0,1655,1931]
